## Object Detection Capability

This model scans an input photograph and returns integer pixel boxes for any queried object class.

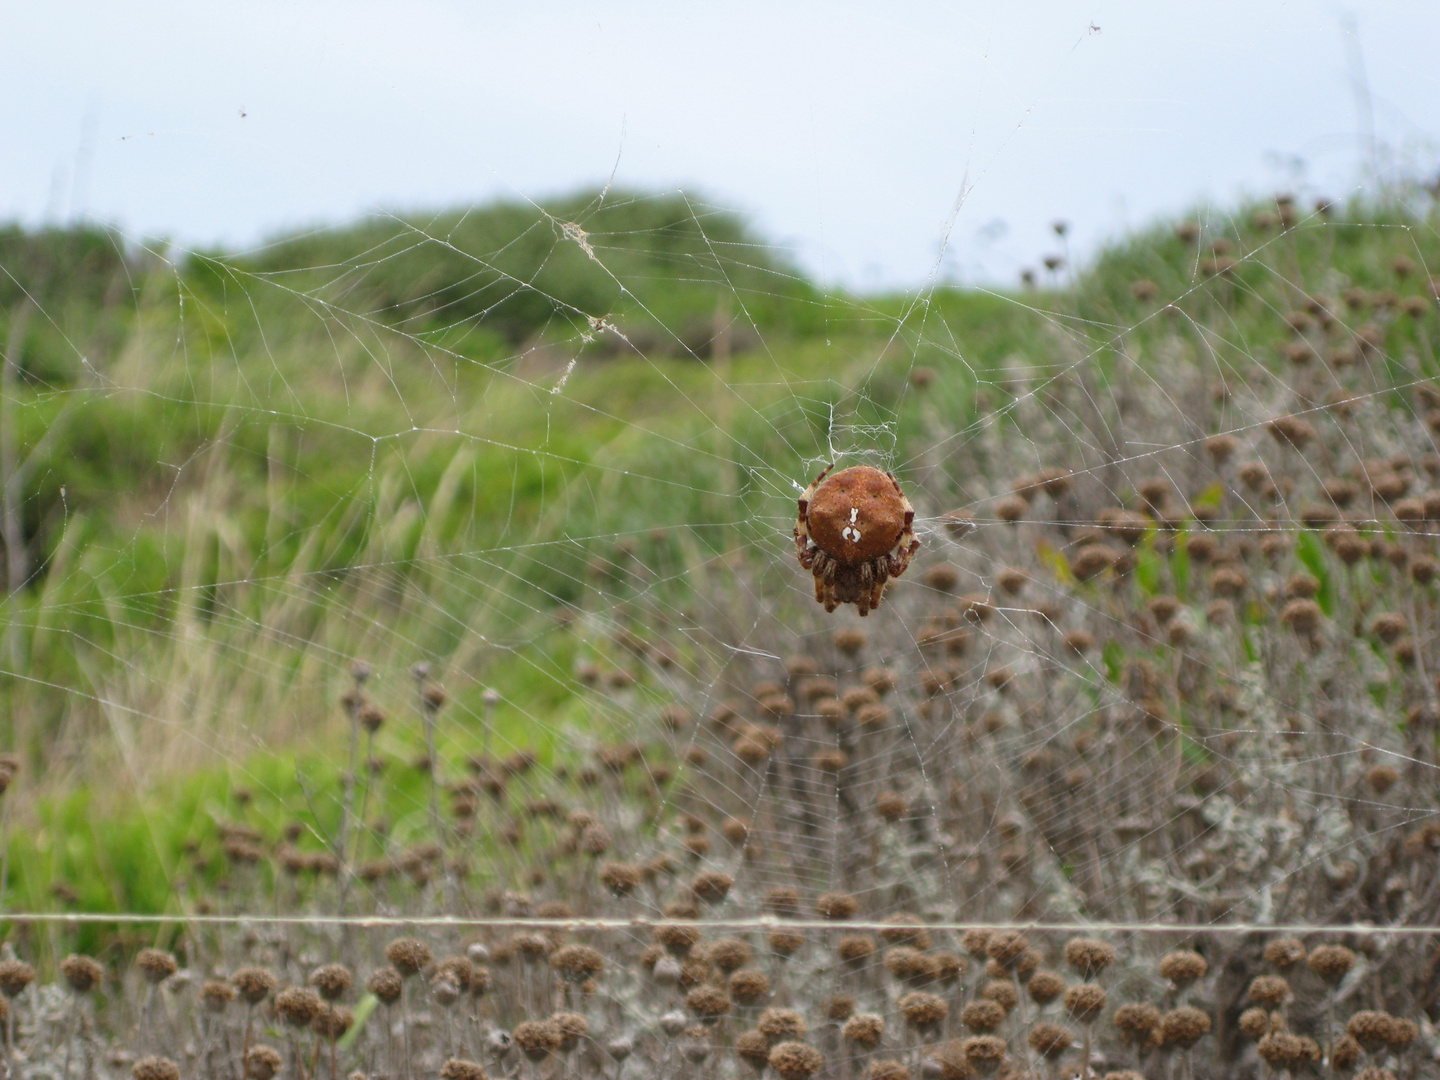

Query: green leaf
[338,994,380,1052]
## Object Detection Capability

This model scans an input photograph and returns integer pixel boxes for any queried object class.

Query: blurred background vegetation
[0,184,1435,922]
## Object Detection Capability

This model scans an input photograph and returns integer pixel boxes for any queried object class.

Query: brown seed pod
[1262,937,1307,969]
[1331,1035,1363,1071]
[200,980,236,1012]
[513,1020,561,1061]
[1160,1006,1211,1049]
[232,967,278,1005]
[1064,983,1107,1024]
[550,945,604,983]
[1247,975,1290,1008]
[312,1004,353,1039]
[385,937,433,977]
[243,1046,283,1080]
[736,1030,772,1072]
[135,949,178,985]
[1029,1022,1075,1060]
[759,1007,808,1043]
[308,963,353,1002]
[816,892,859,920]
[690,870,734,904]
[768,1041,824,1080]
[132,1058,181,1080]
[986,931,1029,969]
[0,960,35,999]
[961,1000,1006,1033]
[729,968,771,1006]
[1238,1007,1271,1040]
[1113,1003,1161,1046]
[275,987,323,1027]
[961,1035,1007,1074]
[551,1011,589,1051]
[59,955,104,995]
[1306,944,1356,984]
[1158,950,1208,985]
[1063,937,1116,979]
[685,986,732,1024]
[981,979,1019,1012]
[1026,969,1066,1006]
[843,1012,885,1049]
[439,1060,488,1080]
[1346,1011,1395,1054]
[365,967,403,1006]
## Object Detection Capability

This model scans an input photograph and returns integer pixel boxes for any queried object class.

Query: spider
[794,464,919,615]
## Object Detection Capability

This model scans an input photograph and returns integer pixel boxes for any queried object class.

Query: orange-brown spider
[794,464,919,615]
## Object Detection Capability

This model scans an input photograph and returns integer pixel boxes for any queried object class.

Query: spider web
[3,7,1440,1071]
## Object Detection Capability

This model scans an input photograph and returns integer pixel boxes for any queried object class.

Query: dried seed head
[985,931,1029,969]
[867,1061,910,1080]
[1238,1007,1271,1040]
[764,886,802,918]
[1346,1011,1395,1054]
[899,991,948,1031]
[550,945,604,983]
[1113,1003,1161,1045]
[1029,1022,1075,1060]
[136,949,178,985]
[816,892,859,920]
[365,967,403,1006]
[1331,1035,1363,1071]
[961,1035,1007,1075]
[308,963,353,1002]
[551,1011,589,1051]
[133,1058,181,1080]
[0,960,35,999]
[1160,1006,1211,1049]
[843,1012,886,1049]
[827,994,857,1021]
[927,1042,975,1080]
[685,986,732,1024]
[961,1000,1006,1033]
[768,1042,823,1080]
[275,987,323,1027]
[690,870,734,904]
[1063,983,1107,1024]
[232,967,277,1005]
[312,1004,354,1039]
[839,935,879,965]
[1247,975,1290,1008]
[200,980,236,1012]
[244,1045,283,1080]
[59,955,104,995]
[1026,970,1066,1006]
[981,980,1019,1011]
[1158,950,1208,985]
[1306,944,1356,984]
[729,968,771,1005]
[439,1060,488,1080]
[768,929,806,957]
[759,1008,808,1043]
[1262,937,1306,968]
[513,1020,561,1061]
[385,937,433,977]
[736,1030,772,1072]
[1063,937,1115,979]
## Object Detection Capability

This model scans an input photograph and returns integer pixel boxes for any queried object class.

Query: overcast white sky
[3,1,1438,290]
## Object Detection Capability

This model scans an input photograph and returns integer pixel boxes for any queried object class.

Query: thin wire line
[3,913,1438,935]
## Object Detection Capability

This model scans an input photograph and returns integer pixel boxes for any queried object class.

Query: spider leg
[813,464,835,487]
